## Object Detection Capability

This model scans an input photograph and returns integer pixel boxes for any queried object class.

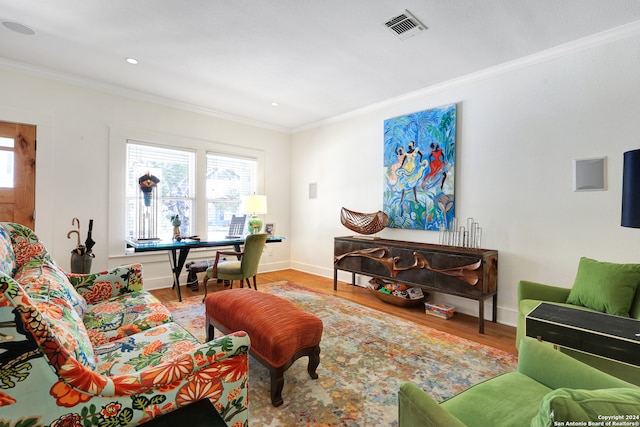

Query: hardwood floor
[150,269,517,355]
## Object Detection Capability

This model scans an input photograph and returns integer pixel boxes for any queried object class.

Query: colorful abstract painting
[383,104,456,230]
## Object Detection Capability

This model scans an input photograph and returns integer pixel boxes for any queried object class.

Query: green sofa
[517,257,640,385]
[398,338,640,427]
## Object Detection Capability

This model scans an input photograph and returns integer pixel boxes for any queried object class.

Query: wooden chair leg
[202,275,209,302]
[244,276,257,290]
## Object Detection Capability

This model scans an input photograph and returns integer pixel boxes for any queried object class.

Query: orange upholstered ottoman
[205,288,323,407]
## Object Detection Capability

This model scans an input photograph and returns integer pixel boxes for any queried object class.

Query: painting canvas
[383,104,456,231]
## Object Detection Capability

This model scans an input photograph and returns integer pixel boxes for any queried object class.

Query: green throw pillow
[566,257,640,317]
[531,388,640,427]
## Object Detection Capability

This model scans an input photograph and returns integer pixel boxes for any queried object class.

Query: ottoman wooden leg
[206,317,219,341]
[269,367,286,407]
[264,344,322,407]
[307,344,321,379]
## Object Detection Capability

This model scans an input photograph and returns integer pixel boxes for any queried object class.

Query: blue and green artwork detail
[383,104,456,231]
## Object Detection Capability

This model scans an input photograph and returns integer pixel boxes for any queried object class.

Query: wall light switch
[309,182,318,199]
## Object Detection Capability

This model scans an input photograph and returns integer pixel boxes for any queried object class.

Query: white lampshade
[241,195,268,214]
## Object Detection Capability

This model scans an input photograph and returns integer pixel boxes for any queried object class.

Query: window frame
[205,152,258,235]
[108,127,265,259]
[125,140,197,240]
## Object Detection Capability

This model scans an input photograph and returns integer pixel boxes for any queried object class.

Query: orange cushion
[205,288,323,368]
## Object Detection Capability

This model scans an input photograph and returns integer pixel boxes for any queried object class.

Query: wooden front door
[0,122,36,230]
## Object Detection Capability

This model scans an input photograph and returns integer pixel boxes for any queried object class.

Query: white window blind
[125,142,195,239]
[206,154,257,234]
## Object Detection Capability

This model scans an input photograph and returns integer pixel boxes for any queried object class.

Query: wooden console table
[334,236,498,333]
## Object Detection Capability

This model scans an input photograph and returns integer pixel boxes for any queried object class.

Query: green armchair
[203,233,268,298]
[516,258,640,385]
[398,338,640,427]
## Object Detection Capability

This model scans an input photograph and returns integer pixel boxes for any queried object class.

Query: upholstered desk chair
[203,233,268,299]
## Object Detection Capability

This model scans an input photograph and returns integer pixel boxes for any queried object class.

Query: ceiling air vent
[383,10,426,41]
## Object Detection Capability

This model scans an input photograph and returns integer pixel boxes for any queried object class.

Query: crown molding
[292,20,640,133]
[0,57,290,133]
[2,19,639,136]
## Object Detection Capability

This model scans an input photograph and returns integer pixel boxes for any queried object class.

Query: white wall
[0,67,291,289]
[290,32,640,326]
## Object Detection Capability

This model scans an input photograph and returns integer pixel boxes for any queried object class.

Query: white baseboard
[142,260,292,291]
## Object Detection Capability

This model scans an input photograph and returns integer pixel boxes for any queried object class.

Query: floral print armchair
[0,223,250,427]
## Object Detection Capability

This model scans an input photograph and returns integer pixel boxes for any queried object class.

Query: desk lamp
[622,149,640,228]
[242,195,268,234]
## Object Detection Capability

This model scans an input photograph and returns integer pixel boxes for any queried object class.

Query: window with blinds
[126,141,195,239]
[206,153,257,235]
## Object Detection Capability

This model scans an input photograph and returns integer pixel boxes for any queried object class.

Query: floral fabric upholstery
[0,224,16,275]
[30,290,97,369]
[0,223,250,427]
[2,222,54,267]
[16,263,88,317]
[83,290,172,347]
[67,264,144,305]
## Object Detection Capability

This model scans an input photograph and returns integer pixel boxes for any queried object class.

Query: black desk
[127,234,283,301]
[526,302,640,366]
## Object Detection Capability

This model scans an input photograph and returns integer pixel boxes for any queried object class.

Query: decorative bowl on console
[340,207,389,235]
[367,278,425,307]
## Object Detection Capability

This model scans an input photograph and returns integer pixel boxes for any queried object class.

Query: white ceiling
[2,1,640,131]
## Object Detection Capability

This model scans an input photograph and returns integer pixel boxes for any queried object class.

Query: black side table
[140,399,228,427]
[525,302,640,366]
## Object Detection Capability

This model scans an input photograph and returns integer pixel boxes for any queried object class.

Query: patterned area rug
[164,281,518,426]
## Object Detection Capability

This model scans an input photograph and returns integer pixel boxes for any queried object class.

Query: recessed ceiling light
[126,57,138,65]
[2,20,36,36]
[271,102,279,107]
